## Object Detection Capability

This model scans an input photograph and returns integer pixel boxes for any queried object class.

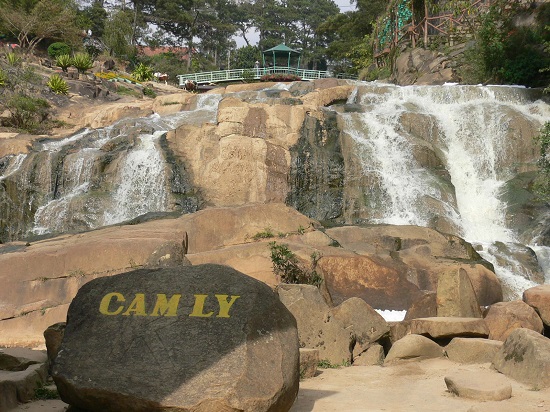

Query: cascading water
[342,83,550,299]
[0,93,222,240]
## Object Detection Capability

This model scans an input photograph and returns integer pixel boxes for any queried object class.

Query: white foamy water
[342,83,550,299]
[103,131,168,225]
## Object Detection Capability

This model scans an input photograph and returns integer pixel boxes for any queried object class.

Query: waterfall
[343,83,550,299]
[0,93,223,240]
[102,131,168,225]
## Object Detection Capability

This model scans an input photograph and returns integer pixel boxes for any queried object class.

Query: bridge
[177,66,355,87]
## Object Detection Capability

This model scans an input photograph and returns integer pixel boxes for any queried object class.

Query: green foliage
[132,63,154,82]
[55,54,72,72]
[231,45,261,69]
[269,241,322,286]
[143,86,156,98]
[4,94,50,132]
[115,85,142,98]
[253,227,275,241]
[318,359,351,368]
[0,68,6,87]
[534,122,550,202]
[242,68,254,82]
[260,74,301,82]
[71,52,93,74]
[102,9,135,59]
[34,385,59,400]
[5,52,21,66]
[47,42,71,58]
[47,74,69,94]
[459,0,550,86]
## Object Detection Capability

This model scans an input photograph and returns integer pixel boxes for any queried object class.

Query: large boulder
[277,284,353,365]
[523,284,550,328]
[52,264,299,412]
[384,334,445,363]
[330,297,390,356]
[483,300,544,342]
[444,337,502,364]
[492,328,550,389]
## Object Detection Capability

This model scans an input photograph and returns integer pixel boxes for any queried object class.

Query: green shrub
[269,241,322,286]
[5,52,21,66]
[260,73,301,82]
[132,63,154,82]
[47,42,71,59]
[143,86,156,98]
[47,74,69,95]
[55,54,72,72]
[0,68,6,87]
[5,94,50,132]
[72,52,93,74]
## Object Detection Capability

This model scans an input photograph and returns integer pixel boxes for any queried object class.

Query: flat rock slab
[0,348,47,371]
[445,370,512,401]
[52,264,300,412]
[410,317,489,339]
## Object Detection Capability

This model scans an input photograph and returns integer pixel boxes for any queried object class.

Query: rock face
[492,328,550,389]
[323,225,502,310]
[51,264,300,412]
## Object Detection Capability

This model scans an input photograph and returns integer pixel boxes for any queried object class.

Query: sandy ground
[12,358,550,412]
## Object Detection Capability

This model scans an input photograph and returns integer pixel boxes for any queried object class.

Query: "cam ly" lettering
[99,293,240,318]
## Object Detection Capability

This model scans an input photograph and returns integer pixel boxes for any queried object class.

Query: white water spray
[343,83,550,298]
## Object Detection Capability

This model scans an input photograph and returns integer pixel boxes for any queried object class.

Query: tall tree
[102,9,135,57]
[0,0,83,52]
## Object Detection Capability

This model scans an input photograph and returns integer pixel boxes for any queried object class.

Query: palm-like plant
[72,52,93,74]
[132,63,153,82]
[55,54,72,72]
[47,74,69,94]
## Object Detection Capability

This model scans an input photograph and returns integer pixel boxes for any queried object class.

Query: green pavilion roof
[262,43,301,55]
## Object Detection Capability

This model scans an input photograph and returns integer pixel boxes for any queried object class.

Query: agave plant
[72,52,93,74]
[55,54,72,72]
[5,52,21,66]
[47,74,69,95]
[132,63,153,82]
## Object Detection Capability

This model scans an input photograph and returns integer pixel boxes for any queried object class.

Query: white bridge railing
[177,66,355,86]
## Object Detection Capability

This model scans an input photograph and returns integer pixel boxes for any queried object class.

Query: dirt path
[13,358,550,412]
